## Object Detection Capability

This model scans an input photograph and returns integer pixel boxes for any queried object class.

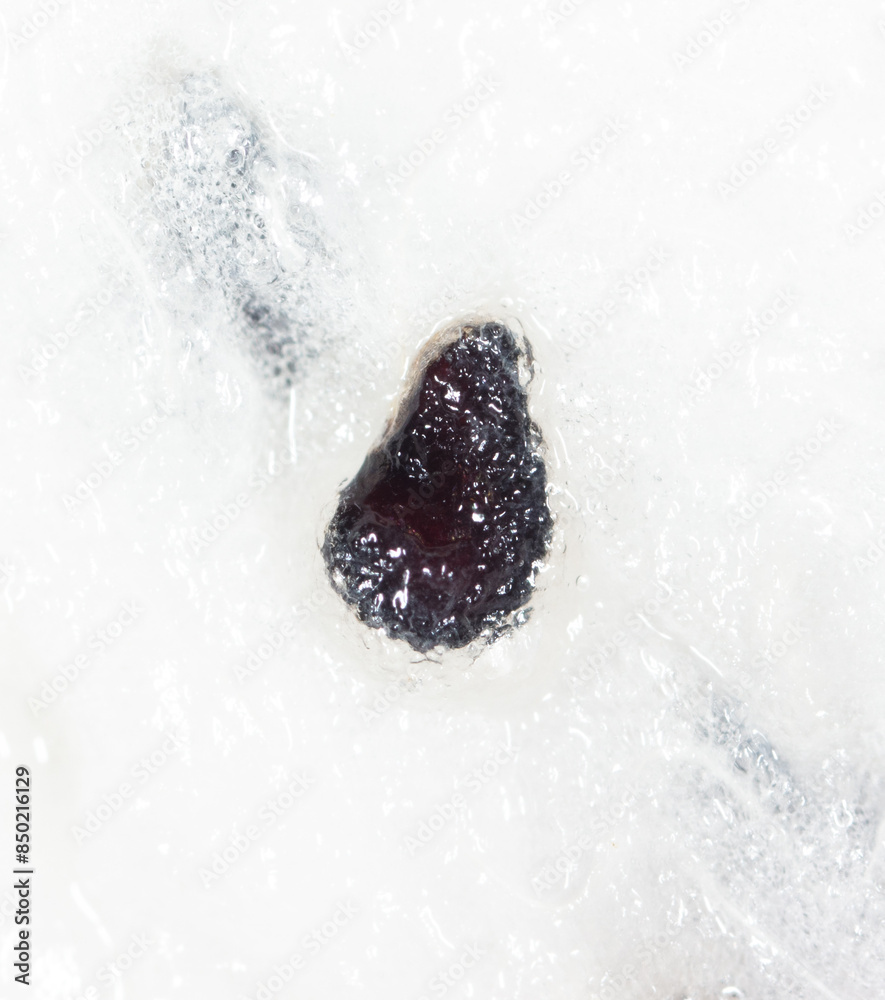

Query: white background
[1,1,885,998]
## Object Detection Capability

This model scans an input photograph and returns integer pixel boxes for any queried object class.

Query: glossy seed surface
[323,320,552,652]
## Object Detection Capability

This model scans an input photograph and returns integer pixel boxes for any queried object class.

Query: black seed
[322,320,553,652]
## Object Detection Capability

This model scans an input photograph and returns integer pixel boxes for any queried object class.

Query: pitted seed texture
[322,320,552,652]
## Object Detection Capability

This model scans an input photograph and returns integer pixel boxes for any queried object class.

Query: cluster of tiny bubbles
[110,65,359,399]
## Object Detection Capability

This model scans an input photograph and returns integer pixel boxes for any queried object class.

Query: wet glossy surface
[323,321,552,651]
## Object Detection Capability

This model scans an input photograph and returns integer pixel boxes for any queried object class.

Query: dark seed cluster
[322,321,552,652]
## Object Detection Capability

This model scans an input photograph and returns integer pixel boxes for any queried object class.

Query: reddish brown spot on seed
[322,320,552,652]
